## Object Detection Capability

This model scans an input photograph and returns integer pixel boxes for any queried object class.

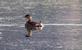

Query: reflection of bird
[24,14,44,37]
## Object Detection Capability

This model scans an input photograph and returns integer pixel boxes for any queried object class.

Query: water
[0,0,82,50]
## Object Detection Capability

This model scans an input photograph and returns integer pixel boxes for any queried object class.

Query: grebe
[24,14,44,37]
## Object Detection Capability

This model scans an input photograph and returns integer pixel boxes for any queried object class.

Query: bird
[24,14,44,37]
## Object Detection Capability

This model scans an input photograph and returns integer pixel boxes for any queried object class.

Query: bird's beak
[25,18,28,21]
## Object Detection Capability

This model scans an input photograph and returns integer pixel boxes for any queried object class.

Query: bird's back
[25,20,44,31]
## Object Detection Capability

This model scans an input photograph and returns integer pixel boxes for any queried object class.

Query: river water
[0,0,82,50]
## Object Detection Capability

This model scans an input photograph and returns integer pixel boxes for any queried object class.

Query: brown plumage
[24,14,43,37]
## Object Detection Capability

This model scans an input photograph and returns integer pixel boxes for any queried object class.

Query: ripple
[56,45,63,48]
[5,42,18,46]
[0,24,17,26]
[0,37,3,40]
[0,32,3,40]
[0,18,4,20]
[0,32,2,34]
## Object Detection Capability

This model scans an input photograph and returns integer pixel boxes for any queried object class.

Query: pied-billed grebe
[24,14,44,37]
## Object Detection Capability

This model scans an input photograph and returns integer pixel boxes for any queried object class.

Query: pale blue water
[0,0,82,50]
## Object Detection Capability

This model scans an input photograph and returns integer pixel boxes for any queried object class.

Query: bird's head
[24,14,32,21]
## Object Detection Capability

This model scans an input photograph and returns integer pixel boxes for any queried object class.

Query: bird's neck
[28,19,32,22]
